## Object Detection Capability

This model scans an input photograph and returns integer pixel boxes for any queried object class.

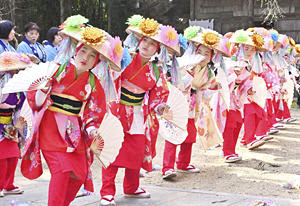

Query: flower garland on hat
[201,31,220,48]
[81,27,107,46]
[233,30,249,43]
[295,44,300,55]
[178,34,188,50]
[0,52,31,71]
[184,26,200,40]
[126,14,144,26]
[138,18,159,37]
[60,14,88,31]
[109,36,123,63]
[289,37,295,48]
[269,29,279,42]
[251,33,264,49]
[160,25,178,47]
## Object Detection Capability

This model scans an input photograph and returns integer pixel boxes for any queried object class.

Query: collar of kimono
[128,52,149,81]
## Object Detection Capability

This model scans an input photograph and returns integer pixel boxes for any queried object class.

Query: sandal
[124,188,150,198]
[100,195,116,206]
[177,165,200,173]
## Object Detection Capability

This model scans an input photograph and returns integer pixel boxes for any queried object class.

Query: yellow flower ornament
[81,27,107,46]
[251,33,264,49]
[202,32,220,48]
[138,18,159,37]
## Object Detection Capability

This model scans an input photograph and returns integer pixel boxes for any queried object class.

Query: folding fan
[197,104,223,150]
[2,62,59,94]
[216,66,230,110]
[252,76,267,108]
[176,53,204,72]
[18,100,33,144]
[282,78,294,109]
[158,85,189,145]
[90,112,124,168]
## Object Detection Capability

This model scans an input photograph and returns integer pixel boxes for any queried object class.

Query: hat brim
[61,28,121,72]
[0,61,33,72]
[230,38,266,52]
[190,34,232,57]
[126,26,181,56]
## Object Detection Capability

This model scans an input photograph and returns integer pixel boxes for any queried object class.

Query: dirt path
[92,108,300,200]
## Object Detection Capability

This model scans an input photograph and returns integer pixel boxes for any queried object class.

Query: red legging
[222,110,242,156]
[100,165,140,197]
[0,157,18,191]
[47,171,83,206]
[162,141,193,173]
[276,100,291,120]
[43,152,83,206]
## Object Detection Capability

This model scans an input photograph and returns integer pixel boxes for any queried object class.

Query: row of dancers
[0,14,299,206]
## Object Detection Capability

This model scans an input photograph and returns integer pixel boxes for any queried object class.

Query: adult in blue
[17,22,46,63]
[44,27,62,62]
[0,20,25,198]
[0,20,16,53]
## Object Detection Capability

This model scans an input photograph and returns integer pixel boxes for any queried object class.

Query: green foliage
[0,0,190,41]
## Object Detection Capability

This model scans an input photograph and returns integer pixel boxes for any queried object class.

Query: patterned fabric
[21,63,106,192]
[111,52,169,172]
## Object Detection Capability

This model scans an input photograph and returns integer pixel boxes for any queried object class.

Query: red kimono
[21,64,106,205]
[101,53,169,197]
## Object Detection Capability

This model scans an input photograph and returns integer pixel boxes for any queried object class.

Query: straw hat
[185,27,231,57]
[187,28,221,49]
[288,37,295,48]
[125,15,180,56]
[295,44,300,57]
[230,29,266,51]
[248,27,274,51]
[60,15,123,71]
[0,52,32,72]
[277,34,290,49]
[214,35,232,57]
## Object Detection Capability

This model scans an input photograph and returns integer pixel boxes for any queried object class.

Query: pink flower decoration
[0,52,31,64]
[160,25,178,47]
[19,53,31,64]
[109,36,123,63]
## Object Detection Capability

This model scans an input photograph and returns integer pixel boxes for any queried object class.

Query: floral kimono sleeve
[148,72,169,112]
[82,78,107,142]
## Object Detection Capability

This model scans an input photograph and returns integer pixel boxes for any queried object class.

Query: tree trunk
[248,0,254,27]
[60,0,72,23]
[9,0,16,24]
[190,0,195,20]
[107,0,113,33]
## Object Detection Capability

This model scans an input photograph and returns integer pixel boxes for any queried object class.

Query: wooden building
[190,0,300,42]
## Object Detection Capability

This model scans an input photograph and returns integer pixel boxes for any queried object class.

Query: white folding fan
[90,112,124,168]
[216,66,230,110]
[2,62,59,94]
[158,85,189,145]
[282,78,294,109]
[19,100,33,141]
[252,76,267,108]
[176,54,204,72]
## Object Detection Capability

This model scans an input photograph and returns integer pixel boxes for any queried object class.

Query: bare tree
[258,0,284,25]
